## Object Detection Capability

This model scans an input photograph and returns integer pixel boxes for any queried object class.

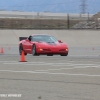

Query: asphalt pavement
[0,46,100,100]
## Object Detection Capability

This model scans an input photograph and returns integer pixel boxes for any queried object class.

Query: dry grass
[0,18,79,29]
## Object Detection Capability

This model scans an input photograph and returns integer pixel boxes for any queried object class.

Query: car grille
[59,49,66,51]
[43,49,51,51]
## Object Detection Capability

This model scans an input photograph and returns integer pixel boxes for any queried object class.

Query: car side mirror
[58,40,62,43]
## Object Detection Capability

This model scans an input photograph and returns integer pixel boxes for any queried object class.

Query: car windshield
[31,35,58,43]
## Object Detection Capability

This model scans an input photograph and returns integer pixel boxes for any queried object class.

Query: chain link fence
[0,13,99,29]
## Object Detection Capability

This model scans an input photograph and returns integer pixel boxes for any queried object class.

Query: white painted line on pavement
[0,61,53,64]
[0,70,100,77]
[34,65,100,72]
[3,62,99,66]
[0,61,16,63]
[69,55,99,57]
[65,60,100,64]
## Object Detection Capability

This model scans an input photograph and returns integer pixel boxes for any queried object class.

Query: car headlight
[39,48,43,51]
[66,48,68,51]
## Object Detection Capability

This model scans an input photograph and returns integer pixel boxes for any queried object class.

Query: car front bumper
[37,48,68,54]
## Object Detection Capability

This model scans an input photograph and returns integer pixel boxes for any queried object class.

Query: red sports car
[19,34,68,56]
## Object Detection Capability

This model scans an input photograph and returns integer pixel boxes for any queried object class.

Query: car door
[23,39,33,53]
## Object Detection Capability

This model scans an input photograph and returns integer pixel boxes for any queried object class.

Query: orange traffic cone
[19,51,27,62]
[8,46,10,50]
[85,48,87,50]
[92,47,94,50]
[1,47,4,54]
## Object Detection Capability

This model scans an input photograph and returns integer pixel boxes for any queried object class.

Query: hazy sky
[0,0,99,14]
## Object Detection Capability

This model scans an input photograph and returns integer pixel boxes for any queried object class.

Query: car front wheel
[32,45,39,56]
[60,53,68,56]
[47,54,53,56]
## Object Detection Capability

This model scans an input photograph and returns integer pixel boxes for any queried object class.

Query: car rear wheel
[60,53,68,56]
[19,44,27,55]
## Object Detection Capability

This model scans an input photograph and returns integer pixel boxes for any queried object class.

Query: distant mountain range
[0,0,99,14]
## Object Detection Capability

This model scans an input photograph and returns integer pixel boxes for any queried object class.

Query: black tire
[32,45,38,56]
[19,44,27,55]
[60,53,68,56]
[47,54,53,56]
[19,44,23,55]
[24,53,27,56]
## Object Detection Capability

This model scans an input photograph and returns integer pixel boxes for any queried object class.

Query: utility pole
[80,0,87,14]
[67,14,69,29]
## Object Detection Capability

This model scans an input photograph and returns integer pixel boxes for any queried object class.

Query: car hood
[34,41,68,48]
